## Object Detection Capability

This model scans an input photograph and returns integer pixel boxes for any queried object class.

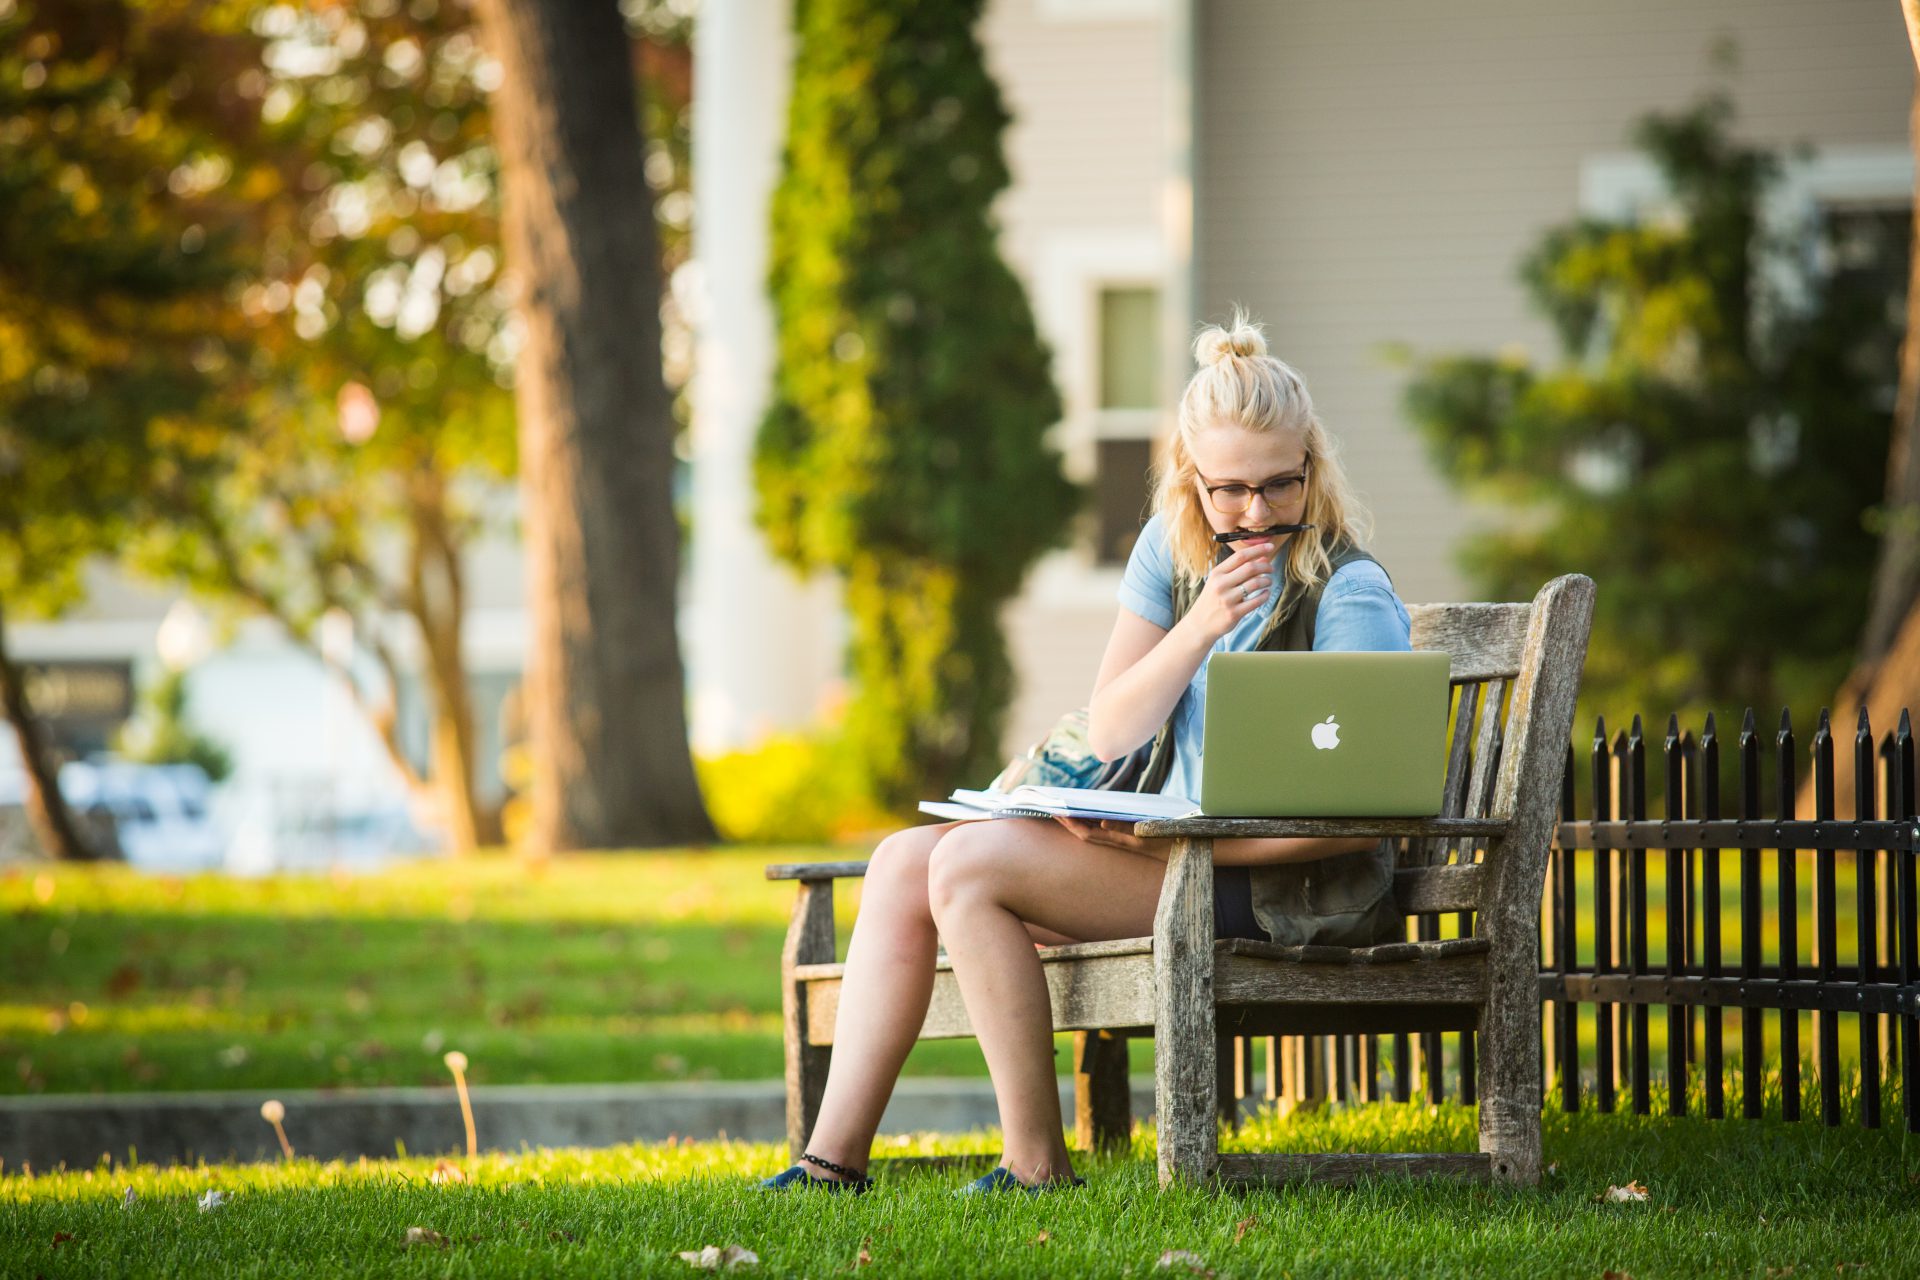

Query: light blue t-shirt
[1116,513,1413,801]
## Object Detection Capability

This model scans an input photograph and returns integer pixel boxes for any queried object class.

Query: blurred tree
[474,0,714,850]
[115,668,234,782]
[134,0,697,854]
[1402,97,1896,725]
[1817,3,1920,816]
[0,0,265,859]
[756,0,1079,809]
[132,0,521,854]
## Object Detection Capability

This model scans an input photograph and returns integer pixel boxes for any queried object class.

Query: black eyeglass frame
[1199,462,1311,515]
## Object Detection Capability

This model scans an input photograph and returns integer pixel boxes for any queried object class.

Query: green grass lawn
[1,848,1907,1103]
[1,850,1002,1096]
[5,1100,1917,1278]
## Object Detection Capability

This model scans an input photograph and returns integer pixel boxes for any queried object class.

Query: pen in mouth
[1213,523,1314,544]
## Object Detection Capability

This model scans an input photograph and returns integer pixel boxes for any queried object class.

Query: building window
[1095,437,1155,566]
[1091,284,1162,566]
[1098,285,1160,410]
[1816,200,1910,411]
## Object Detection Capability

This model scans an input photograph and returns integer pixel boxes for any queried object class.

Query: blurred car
[55,759,227,871]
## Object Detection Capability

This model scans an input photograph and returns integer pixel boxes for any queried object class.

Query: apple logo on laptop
[1311,715,1341,751]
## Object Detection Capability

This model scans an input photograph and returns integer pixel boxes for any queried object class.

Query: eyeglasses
[1201,465,1309,514]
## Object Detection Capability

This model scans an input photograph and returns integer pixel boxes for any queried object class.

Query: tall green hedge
[756,0,1079,809]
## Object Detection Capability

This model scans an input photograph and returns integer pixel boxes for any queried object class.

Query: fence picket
[1855,707,1880,1129]
[1812,709,1841,1126]
[1738,707,1763,1119]
[1664,714,1688,1117]
[1593,716,1616,1114]
[1628,715,1650,1116]
[1777,709,1801,1122]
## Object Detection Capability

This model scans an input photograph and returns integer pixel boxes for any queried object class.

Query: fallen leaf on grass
[1030,1231,1050,1246]
[404,1227,449,1250]
[1232,1216,1258,1243]
[51,1232,74,1248]
[851,1236,874,1268]
[549,1229,576,1243]
[1156,1250,1215,1276]
[197,1190,227,1212]
[429,1160,467,1185]
[1545,1162,1561,1176]
[1597,1181,1649,1203]
[679,1244,759,1270]
[1602,1271,1633,1280]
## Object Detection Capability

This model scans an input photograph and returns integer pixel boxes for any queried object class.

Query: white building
[9,0,1911,840]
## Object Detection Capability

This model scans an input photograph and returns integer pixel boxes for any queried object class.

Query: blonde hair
[1151,307,1374,630]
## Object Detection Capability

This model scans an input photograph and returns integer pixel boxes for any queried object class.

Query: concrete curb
[0,1078,1165,1171]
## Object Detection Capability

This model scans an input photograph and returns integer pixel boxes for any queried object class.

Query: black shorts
[1213,865,1270,942]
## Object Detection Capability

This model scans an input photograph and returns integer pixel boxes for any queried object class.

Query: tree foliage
[0,0,265,857]
[1403,98,1897,722]
[756,0,1079,807]
[115,667,234,782]
[0,0,261,614]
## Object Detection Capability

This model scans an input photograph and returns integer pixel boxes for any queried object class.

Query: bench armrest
[1133,816,1510,840]
[765,860,871,882]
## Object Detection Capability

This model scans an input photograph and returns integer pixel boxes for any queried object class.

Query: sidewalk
[1,1078,1164,1171]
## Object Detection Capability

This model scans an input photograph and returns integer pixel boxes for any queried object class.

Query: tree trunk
[0,600,104,861]
[1807,18,1920,816]
[406,467,501,853]
[474,0,716,851]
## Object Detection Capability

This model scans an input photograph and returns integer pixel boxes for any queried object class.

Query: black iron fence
[1544,706,1918,1132]
[1220,707,1919,1133]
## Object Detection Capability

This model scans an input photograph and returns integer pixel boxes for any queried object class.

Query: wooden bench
[765,572,1594,1187]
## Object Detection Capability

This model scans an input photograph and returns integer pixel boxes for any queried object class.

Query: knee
[925,824,1002,919]
[861,826,938,912]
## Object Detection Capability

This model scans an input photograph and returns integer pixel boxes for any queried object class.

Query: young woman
[760,310,1412,1195]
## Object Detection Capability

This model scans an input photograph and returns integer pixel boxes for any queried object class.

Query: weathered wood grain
[1215,1002,1481,1037]
[1214,1151,1492,1185]
[1393,864,1483,913]
[802,953,1158,1043]
[781,880,836,1159]
[765,859,871,882]
[1213,950,1488,1006]
[1407,602,1532,681]
[1133,816,1509,839]
[1154,837,1218,1186]
[1476,574,1595,1184]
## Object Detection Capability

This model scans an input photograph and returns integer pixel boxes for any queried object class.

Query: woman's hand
[1182,539,1276,641]
[1053,816,1174,861]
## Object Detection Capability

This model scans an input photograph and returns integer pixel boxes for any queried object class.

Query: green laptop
[1199,651,1453,817]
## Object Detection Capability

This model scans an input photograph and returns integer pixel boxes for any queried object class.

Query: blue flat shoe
[955,1166,1087,1196]
[758,1164,873,1194]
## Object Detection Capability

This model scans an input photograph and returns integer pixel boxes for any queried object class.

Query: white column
[686,0,843,754]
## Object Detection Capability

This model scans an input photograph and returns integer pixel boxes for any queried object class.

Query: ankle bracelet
[800,1151,867,1181]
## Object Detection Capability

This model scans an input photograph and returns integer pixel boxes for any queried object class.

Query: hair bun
[1192,307,1269,367]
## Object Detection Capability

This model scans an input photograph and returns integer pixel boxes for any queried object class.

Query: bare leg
[796,821,1070,1179]
[927,820,1167,1185]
